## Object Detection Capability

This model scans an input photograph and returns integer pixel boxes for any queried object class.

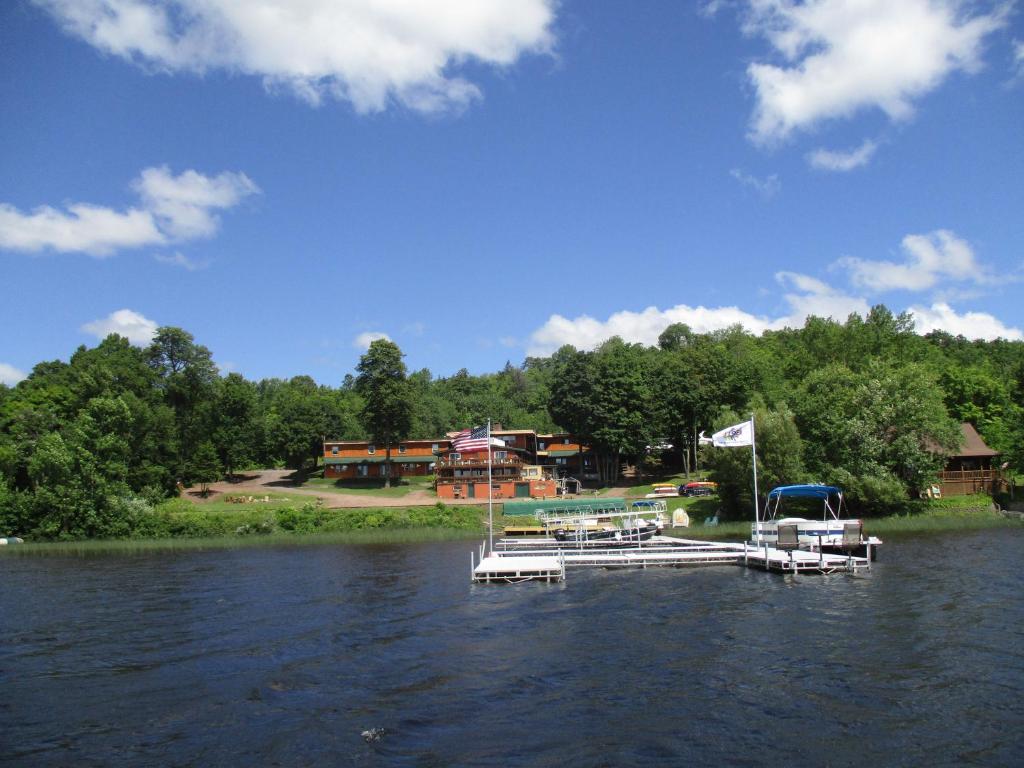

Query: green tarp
[501,497,626,516]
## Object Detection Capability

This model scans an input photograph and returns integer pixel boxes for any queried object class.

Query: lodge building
[322,427,595,500]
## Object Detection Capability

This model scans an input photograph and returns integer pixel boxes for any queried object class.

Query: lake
[2,529,1023,767]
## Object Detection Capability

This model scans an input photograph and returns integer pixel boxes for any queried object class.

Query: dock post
[471,550,474,582]
[743,541,748,566]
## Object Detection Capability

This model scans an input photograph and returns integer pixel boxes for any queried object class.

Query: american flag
[452,425,490,452]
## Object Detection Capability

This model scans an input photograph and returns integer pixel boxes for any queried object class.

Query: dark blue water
[2,529,1023,767]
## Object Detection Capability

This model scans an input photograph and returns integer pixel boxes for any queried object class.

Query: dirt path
[181,470,643,509]
[182,469,485,508]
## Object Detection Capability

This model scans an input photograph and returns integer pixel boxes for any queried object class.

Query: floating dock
[471,535,872,583]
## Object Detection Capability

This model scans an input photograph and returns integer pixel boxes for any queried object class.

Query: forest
[1,305,1022,539]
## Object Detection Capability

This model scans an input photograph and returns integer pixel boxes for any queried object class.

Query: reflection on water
[2,530,1023,767]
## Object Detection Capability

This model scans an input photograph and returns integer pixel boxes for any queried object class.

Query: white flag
[711,420,753,448]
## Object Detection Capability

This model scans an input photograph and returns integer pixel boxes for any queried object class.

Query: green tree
[212,373,257,477]
[189,441,222,497]
[355,340,413,488]
[703,403,805,518]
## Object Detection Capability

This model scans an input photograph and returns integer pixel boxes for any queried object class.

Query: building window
[450,452,461,461]
[556,457,567,465]
[432,443,439,451]
[538,442,547,450]
[368,444,375,454]
[357,464,369,477]
[494,451,507,460]
[331,446,338,455]
[399,445,406,454]
[563,438,570,444]
[504,437,516,446]
[379,464,388,477]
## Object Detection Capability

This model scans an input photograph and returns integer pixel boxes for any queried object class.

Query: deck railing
[940,469,998,481]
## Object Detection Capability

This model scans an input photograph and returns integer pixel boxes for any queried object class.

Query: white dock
[471,535,871,583]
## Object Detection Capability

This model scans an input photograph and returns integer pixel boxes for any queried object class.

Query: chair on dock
[841,522,862,551]
[776,523,799,551]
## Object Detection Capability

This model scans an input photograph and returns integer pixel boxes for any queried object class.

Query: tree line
[1,305,1022,537]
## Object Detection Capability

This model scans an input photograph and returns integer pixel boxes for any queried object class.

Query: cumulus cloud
[730,168,781,197]
[81,308,159,345]
[525,279,1014,355]
[0,202,162,256]
[744,0,1007,143]
[0,166,258,257]
[35,0,556,114]
[837,229,992,292]
[526,304,775,356]
[134,166,258,240]
[807,139,878,171]
[775,271,871,325]
[908,302,1022,340]
[353,331,391,350]
[0,363,27,386]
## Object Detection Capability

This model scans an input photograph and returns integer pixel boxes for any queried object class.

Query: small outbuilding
[937,423,1001,496]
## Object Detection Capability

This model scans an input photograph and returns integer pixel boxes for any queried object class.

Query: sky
[1,0,1022,386]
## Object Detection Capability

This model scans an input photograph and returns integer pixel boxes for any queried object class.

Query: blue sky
[1,0,1022,386]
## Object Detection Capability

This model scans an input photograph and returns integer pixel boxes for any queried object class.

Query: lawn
[300,475,434,498]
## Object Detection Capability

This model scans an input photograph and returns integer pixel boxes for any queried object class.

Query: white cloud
[81,308,159,345]
[0,363,27,386]
[744,0,1007,143]
[730,168,781,197]
[775,270,871,325]
[0,166,258,257]
[837,229,992,292]
[524,273,872,356]
[353,331,391,350]
[134,166,258,239]
[526,304,776,356]
[1013,39,1024,80]
[0,202,162,256]
[35,0,556,114]
[154,251,206,271]
[908,302,1023,340]
[526,229,1017,354]
[807,139,878,171]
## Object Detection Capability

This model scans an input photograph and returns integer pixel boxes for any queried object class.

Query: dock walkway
[471,535,871,583]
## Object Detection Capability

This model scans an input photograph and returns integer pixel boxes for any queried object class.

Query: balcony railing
[436,457,523,469]
[940,469,998,481]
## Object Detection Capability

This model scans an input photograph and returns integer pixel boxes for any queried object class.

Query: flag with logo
[708,420,753,448]
[452,425,490,452]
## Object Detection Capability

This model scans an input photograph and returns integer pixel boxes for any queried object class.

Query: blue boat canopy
[767,484,842,500]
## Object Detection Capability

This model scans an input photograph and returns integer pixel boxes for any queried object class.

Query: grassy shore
[4,491,1020,556]
[0,526,482,556]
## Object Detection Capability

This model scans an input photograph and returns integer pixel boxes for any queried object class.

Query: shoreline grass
[0,526,481,556]
[4,497,1019,556]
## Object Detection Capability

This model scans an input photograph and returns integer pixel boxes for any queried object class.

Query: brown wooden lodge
[323,428,595,500]
[935,423,1003,497]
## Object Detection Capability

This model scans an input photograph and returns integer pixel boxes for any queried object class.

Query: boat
[645,483,679,499]
[552,521,659,543]
[680,481,717,497]
[751,484,881,559]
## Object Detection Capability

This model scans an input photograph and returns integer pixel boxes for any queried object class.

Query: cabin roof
[954,422,999,457]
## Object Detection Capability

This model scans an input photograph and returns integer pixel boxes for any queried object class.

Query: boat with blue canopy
[752,484,881,558]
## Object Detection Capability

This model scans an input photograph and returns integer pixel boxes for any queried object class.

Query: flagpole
[487,419,493,554]
[750,414,761,543]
